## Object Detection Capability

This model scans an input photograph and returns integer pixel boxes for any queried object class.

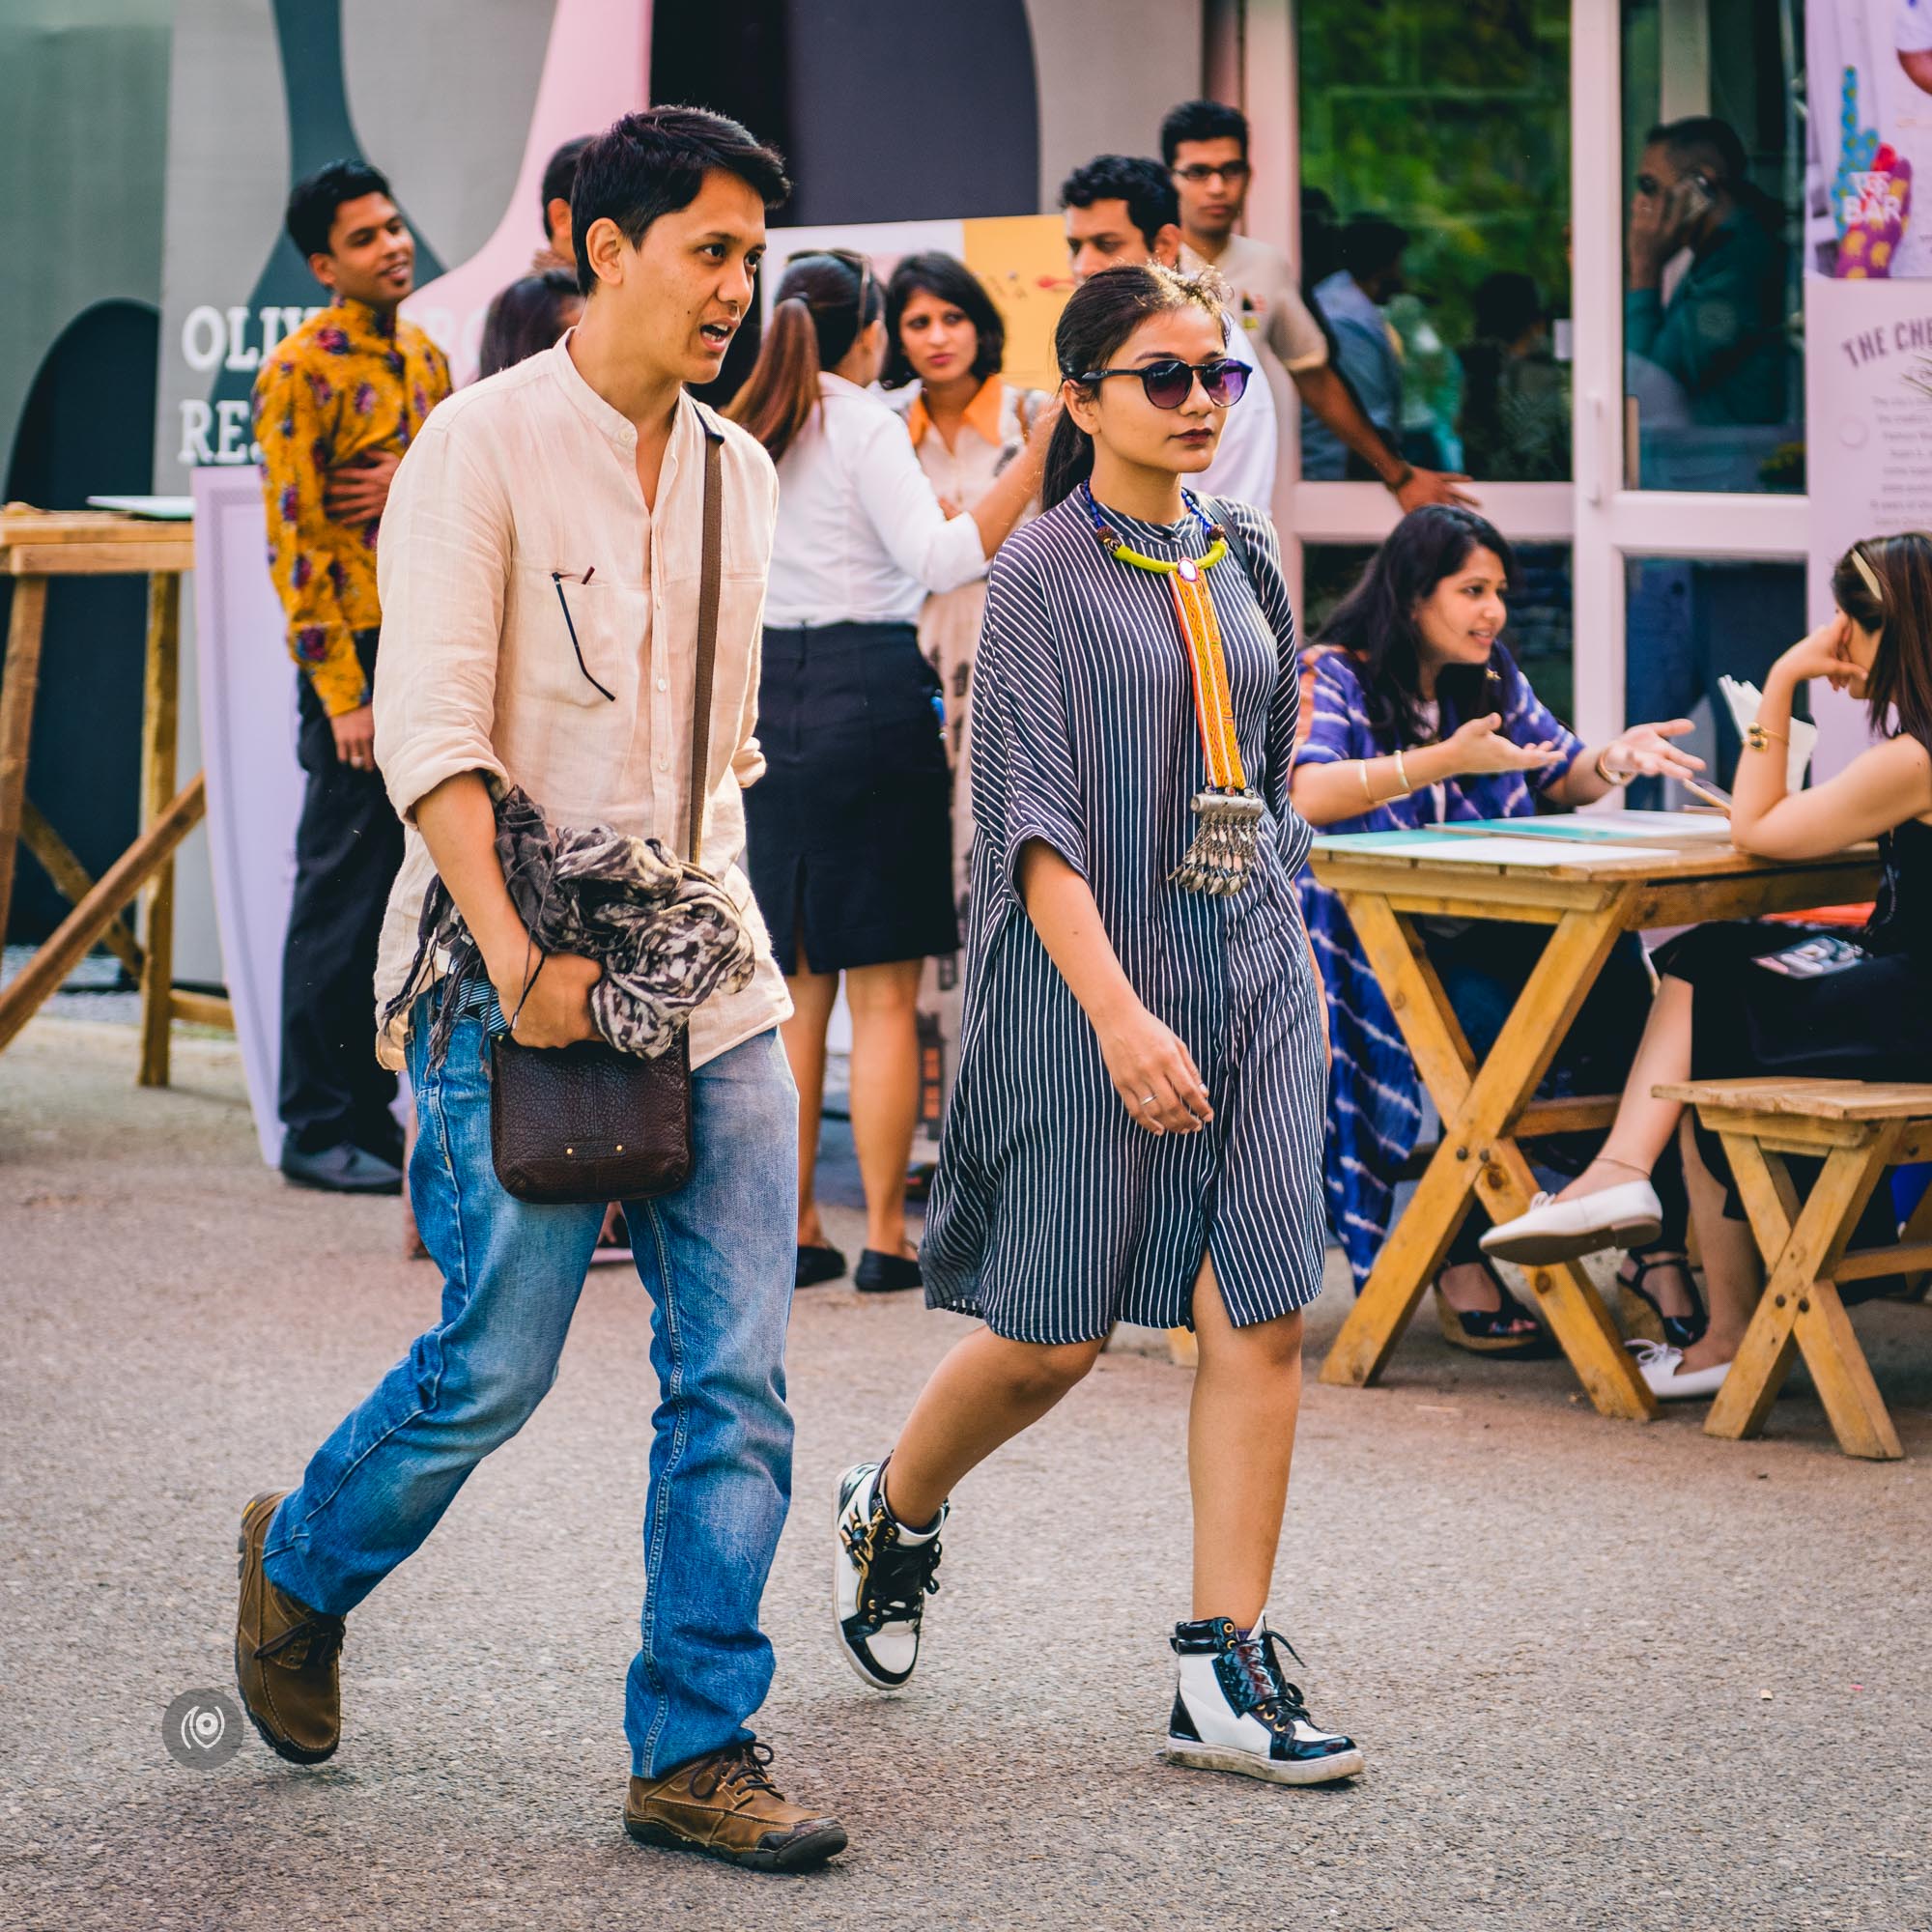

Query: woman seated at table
[1483,533,1932,1397]
[1292,505,1705,1354]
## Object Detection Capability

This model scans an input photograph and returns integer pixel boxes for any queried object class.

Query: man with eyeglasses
[1159,99,1472,513]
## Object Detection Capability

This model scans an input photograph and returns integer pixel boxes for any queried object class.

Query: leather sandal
[1618,1250,1707,1350]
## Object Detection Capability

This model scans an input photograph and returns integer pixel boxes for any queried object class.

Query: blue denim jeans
[263,992,799,1777]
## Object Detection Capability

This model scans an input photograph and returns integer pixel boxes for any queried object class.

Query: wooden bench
[1655,1077,1932,1460]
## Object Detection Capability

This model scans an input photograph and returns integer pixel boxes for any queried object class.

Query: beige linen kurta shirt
[370,333,790,1069]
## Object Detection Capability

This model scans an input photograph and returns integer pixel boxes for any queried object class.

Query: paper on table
[1719,675,1815,790]
[1439,812,1731,842]
[85,495,196,521]
[1315,833,1662,866]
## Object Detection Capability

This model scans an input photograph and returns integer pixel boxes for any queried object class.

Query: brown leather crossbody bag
[487,423,725,1207]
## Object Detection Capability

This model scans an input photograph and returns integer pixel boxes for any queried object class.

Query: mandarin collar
[550,330,696,477]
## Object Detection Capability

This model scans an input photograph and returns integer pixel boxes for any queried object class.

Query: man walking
[254,160,451,1193]
[234,107,846,1871]
[1158,99,1472,511]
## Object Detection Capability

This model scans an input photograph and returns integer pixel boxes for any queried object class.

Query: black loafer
[796,1244,848,1289]
[854,1248,922,1294]
[280,1141,404,1196]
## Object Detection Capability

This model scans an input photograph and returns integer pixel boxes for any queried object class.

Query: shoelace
[689,1740,779,1803]
[254,1613,346,1669]
[847,1507,943,1626]
[1229,1629,1313,1735]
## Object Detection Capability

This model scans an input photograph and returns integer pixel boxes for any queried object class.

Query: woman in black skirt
[1485,532,1932,1400]
[728,252,1049,1293]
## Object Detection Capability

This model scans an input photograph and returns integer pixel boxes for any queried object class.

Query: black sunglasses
[1073,356,1250,411]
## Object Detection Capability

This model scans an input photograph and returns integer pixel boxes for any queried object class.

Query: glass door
[1245,0,1809,772]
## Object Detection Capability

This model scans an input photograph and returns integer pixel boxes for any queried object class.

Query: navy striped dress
[921,492,1328,1343]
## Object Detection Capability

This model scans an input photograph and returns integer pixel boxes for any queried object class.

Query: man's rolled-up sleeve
[372,417,512,822]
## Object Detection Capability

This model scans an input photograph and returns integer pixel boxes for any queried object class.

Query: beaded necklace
[1081,482,1264,895]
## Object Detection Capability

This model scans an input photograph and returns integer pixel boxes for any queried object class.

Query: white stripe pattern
[922,494,1329,1342]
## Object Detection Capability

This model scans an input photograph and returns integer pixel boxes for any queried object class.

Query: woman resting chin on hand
[1482,534,1932,1403]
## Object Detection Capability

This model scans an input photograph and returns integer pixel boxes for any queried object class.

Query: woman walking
[728,251,1046,1293]
[831,264,1361,1786]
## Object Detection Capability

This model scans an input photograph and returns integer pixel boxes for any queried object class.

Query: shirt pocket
[505,564,644,712]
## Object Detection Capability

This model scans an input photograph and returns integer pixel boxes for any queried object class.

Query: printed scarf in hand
[387,784,756,1070]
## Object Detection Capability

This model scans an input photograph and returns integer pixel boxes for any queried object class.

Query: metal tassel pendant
[1171,786,1265,895]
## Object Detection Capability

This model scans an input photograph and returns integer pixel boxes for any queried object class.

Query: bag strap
[687,416,724,866]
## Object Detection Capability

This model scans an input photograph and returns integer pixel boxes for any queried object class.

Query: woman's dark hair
[1831,532,1932,753]
[1057,155,1180,251]
[880,252,1005,390]
[477,270,580,380]
[724,251,883,463]
[1316,505,1520,747]
[1041,263,1225,509]
[571,105,790,297]
[285,159,391,260]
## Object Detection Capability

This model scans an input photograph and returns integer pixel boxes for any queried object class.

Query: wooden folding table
[0,505,225,1084]
[1311,831,1883,1420]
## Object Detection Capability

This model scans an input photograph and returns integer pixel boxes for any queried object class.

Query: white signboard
[189,466,303,1166]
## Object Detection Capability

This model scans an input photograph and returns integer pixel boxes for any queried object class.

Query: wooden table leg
[0,575,49,947]
[0,775,205,1053]
[1707,1130,1904,1459]
[18,798,143,976]
[1321,895,1657,1420]
[137,574,181,1088]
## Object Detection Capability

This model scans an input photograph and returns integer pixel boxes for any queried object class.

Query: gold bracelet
[1594,749,1633,788]
[1358,757,1376,805]
[1745,722,1789,753]
[1394,747,1412,795]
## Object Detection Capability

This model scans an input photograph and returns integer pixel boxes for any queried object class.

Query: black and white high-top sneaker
[832,1461,946,1691]
[1161,1615,1364,1785]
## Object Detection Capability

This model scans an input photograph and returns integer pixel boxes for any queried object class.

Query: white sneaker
[831,1461,945,1691]
[1629,1339,1731,1401]
[1160,1616,1364,1786]
[1478,1179,1663,1264]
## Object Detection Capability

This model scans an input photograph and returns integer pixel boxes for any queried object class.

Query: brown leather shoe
[624,1742,847,1871]
[234,1491,345,1764]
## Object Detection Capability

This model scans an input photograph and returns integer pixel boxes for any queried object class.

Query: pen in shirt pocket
[551,566,615,701]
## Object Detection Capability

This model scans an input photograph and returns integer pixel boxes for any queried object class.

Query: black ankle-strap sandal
[1618,1251,1708,1350]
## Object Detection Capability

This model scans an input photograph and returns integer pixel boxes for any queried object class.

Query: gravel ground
[3,1018,1929,1931]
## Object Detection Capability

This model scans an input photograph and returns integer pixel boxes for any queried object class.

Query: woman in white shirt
[881,252,1051,1164]
[729,250,1048,1294]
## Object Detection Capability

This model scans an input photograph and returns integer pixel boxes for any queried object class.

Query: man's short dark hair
[286,159,392,260]
[1159,99,1249,166]
[540,136,591,236]
[1340,214,1409,281]
[1058,156,1179,251]
[1648,114,1750,192]
[570,105,790,297]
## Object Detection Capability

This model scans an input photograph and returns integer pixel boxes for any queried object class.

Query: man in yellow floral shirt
[253,158,451,1194]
